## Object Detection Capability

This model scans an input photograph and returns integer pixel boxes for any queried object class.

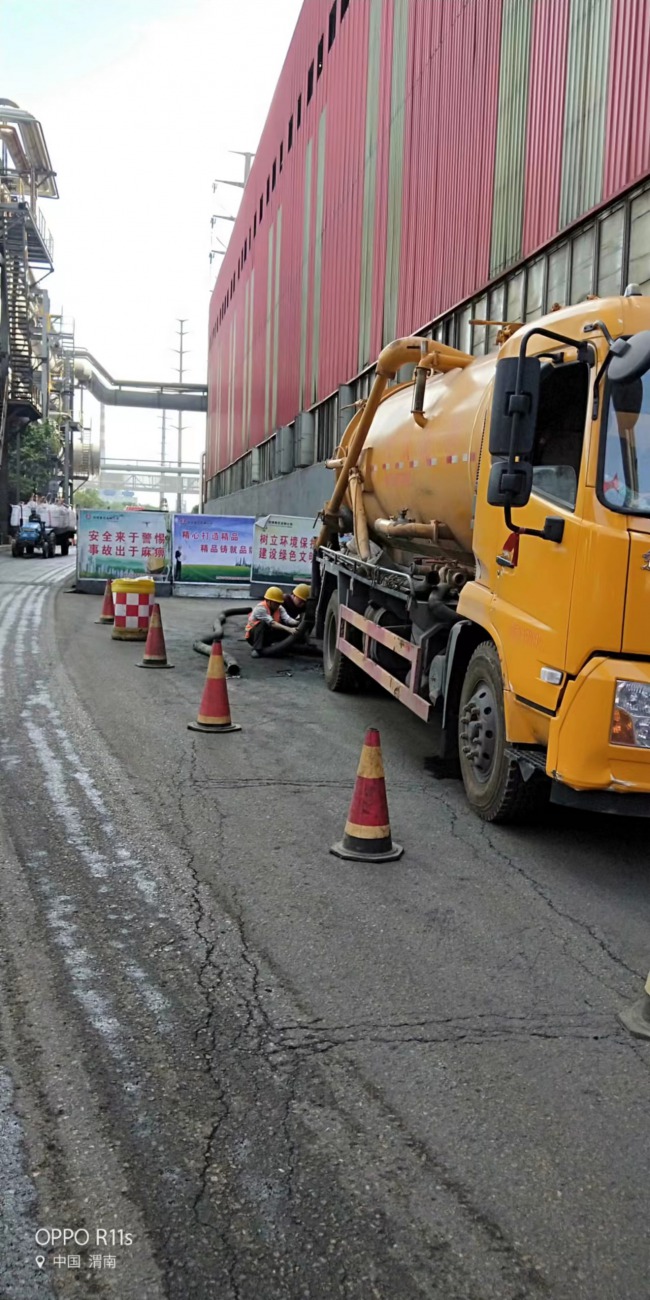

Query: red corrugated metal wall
[317,0,370,400]
[603,0,650,202]
[206,0,650,483]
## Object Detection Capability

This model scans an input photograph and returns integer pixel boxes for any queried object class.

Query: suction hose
[192,605,252,675]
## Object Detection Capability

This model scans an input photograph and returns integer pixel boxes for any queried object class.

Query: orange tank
[341,352,498,564]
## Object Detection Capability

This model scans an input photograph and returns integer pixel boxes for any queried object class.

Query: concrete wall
[204,462,332,521]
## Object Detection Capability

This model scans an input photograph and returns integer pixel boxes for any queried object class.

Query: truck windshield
[601,369,650,514]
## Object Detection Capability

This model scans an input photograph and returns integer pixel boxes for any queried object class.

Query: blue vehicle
[11,513,56,558]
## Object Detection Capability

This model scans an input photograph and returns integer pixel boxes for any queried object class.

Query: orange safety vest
[245,600,281,639]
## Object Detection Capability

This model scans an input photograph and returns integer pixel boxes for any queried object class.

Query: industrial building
[205,0,650,519]
[0,99,58,523]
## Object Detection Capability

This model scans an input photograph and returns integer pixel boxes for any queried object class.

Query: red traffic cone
[619,971,650,1039]
[97,579,115,624]
[138,603,174,669]
[188,640,241,733]
[330,728,403,862]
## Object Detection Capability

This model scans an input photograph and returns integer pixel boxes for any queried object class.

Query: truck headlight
[611,680,650,748]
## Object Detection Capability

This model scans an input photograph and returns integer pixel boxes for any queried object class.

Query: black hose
[191,607,251,675]
[254,613,312,658]
[213,605,252,637]
[192,637,241,675]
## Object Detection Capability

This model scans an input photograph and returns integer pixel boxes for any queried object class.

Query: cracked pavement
[1,554,650,1298]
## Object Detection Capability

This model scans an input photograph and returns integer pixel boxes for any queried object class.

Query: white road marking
[3,576,171,1054]
[0,587,38,695]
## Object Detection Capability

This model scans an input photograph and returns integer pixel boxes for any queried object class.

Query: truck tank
[340,351,498,565]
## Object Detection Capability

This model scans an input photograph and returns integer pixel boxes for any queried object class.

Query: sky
[1,0,303,503]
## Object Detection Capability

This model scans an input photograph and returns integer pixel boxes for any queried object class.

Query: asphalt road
[2,551,650,1299]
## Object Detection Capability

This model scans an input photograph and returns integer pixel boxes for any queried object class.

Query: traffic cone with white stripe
[330,727,403,862]
[138,603,174,669]
[188,639,241,733]
[619,971,650,1039]
[97,580,115,624]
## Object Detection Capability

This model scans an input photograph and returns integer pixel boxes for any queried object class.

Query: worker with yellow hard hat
[245,586,299,657]
[283,582,311,621]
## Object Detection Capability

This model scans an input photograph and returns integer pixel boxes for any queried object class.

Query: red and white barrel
[111,578,155,641]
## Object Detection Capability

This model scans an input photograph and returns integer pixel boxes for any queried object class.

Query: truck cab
[461,290,650,816]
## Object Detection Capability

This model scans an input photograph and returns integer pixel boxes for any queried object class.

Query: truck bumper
[550,782,650,816]
[548,657,650,802]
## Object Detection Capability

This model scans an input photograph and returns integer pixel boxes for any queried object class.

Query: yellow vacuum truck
[313,288,650,822]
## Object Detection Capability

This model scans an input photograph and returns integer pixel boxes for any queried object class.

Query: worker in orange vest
[245,586,299,657]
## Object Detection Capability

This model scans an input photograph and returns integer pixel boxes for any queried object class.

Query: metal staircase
[0,100,58,534]
[2,203,47,412]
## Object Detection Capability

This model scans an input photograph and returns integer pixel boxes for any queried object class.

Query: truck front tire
[323,591,359,692]
[458,641,546,823]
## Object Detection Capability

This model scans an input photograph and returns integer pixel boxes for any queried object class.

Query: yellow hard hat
[293,584,311,600]
[264,586,285,603]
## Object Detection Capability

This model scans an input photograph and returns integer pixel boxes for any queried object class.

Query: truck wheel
[12,544,22,557]
[458,641,546,824]
[323,591,359,693]
[60,539,69,556]
[48,537,56,557]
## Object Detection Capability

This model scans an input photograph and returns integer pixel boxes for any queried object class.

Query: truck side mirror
[608,330,650,385]
[489,356,541,456]
[487,459,533,508]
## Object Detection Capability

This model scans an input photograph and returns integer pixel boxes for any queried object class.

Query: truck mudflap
[506,744,650,815]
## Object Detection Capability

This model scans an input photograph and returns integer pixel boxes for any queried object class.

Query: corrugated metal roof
[489,0,533,278]
[559,0,613,228]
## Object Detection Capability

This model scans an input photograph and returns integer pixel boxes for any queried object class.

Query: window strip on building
[358,0,382,370]
[559,0,612,228]
[383,0,408,345]
[242,278,249,450]
[247,269,255,438]
[312,112,327,405]
[490,0,534,278]
[299,139,313,407]
[272,209,282,430]
[265,218,275,436]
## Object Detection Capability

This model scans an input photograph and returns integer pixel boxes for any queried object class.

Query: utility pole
[159,409,167,509]
[213,150,255,194]
[173,319,187,513]
[99,403,106,470]
[62,351,73,504]
[40,290,50,419]
[210,149,255,277]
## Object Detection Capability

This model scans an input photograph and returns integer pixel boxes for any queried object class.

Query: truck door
[488,358,590,712]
